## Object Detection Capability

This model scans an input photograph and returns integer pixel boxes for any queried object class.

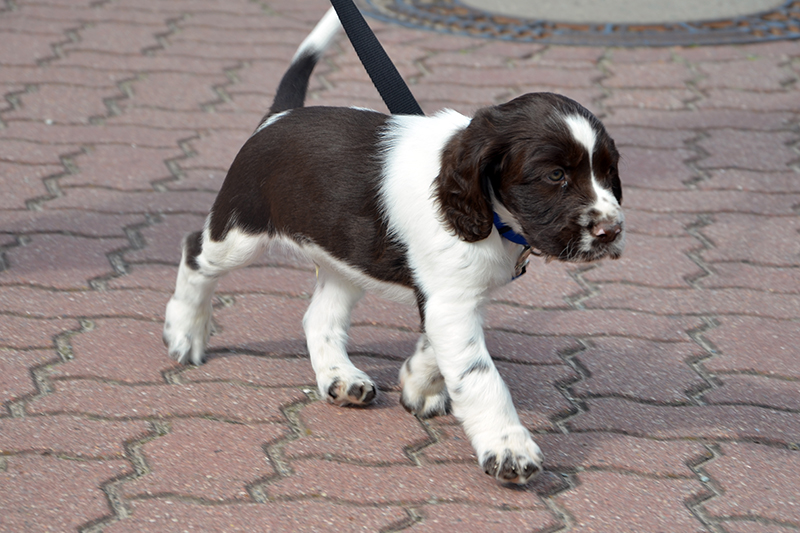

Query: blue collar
[493,212,529,246]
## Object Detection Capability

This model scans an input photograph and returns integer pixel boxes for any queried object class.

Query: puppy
[163,8,624,485]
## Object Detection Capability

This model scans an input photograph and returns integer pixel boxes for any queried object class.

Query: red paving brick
[1,0,798,530]
[704,443,800,525]
[106,499,410,532]
[0,454,132,532]
[553,471,704,533]
[120,418,287,501]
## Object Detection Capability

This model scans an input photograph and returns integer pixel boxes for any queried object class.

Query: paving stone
[0,138,78,166]
[120,418,286,501]
[696,89,800,111]
[0,415,149,458]
[609,126,697,149]
[0,32,60,65]
[586,285,800,320]
[179,131,249,173]
[0,209,143,237]
[0,348,55,406]
[485,306,701,342]
[105,499,409,532]
[497,362,578,430]
[604,108,789,131]
[571,337,705,404]
[0,121,196,149]
[621,210,697,237]
[0,286,165,322]
[49,318,181,383]
[553,471,704,533]
[60,19,169,55]
[705,374,800,412]
[484,330,580,365]
[581,234,702,288]
[3,84,116,124]
[408,503,560,532]
[699,263,800,293]
[58,49,233,76]
[59,144,178,189]
[28,380,306,423]
[0,316,77,350]
[0,455,131,532]
[489,260,581,309]
[110,263,316,298]
[208,293,310,356]
[700,169,800,193]
[284,392,430,464]
[348,327,419,361]
[696,60,797,91]
[699,214,800,267]
[720,521,799,533]
[351,293,421,331]
[48,187,216,215]
[697,130,797,171]
[268,457,552,508]
[703,316,800,379]
[122,213,205,264]
[703,442,800,525]
[0,233,127,289]
[604,62,694,89]
[180,353,315,387]
[604,88,696,110]
[617,146,696,190]
[569,398,800,446]
[119,72,225,112]
[626,189,800,216]
[540,432,706,477]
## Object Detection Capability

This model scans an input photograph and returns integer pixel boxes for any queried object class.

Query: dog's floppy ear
[435,109,501,243]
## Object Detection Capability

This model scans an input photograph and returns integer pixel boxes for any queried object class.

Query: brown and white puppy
[163,8,624,485]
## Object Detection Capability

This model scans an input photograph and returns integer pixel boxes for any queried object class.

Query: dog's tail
[268,8,341,115]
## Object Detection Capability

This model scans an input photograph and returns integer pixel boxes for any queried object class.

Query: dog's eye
[547,169,566,182]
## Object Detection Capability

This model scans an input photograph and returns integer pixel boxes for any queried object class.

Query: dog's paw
[398,354,450,418]
[477,426,544,485]
[163,298,212,366]
[400,385,451,419]
[319,368,377,406]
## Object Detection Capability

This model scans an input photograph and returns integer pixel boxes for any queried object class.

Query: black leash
[328,0,424,116]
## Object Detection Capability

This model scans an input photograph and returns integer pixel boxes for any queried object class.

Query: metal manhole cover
[360,0,800,46]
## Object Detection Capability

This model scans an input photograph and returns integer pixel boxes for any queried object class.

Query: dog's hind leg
[164,227,268,365]
[399,335,451,418]
[304,266,376,406]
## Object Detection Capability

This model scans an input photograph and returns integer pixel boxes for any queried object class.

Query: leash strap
[329,0,424,116]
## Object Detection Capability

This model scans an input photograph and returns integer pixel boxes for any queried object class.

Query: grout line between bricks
[4,319,94,417]
[247,389,319,502]
[550,340,591,435]
[685,443,727,533]
[79,420,172,533]
[379,507,423,533]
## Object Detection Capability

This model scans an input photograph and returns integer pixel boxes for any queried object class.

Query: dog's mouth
[525,223,625,264]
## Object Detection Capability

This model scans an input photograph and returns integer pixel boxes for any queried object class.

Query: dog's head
[437,92,624,262]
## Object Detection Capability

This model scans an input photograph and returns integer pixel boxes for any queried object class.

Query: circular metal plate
[361,0,800,46]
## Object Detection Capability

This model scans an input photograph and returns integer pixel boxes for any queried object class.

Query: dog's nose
[593,220,622,244]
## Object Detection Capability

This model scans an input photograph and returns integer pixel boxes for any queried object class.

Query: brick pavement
[0,0,798,531]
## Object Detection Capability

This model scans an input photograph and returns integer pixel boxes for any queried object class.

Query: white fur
[253,109,290,137]
[379,111,543,481]
[292,7,342,62]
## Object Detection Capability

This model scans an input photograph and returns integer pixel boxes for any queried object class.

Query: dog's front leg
[424,295,543,484]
